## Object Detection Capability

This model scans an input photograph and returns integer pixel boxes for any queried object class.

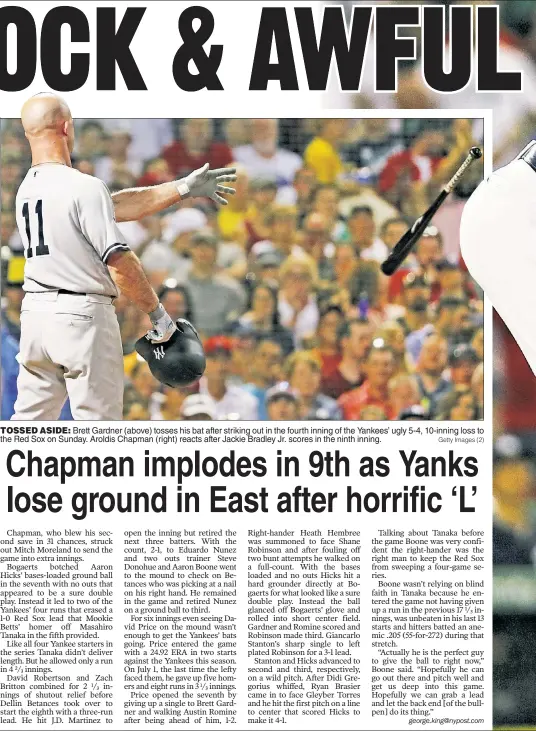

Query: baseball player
[460,140,536,376]
[10,93,236,420]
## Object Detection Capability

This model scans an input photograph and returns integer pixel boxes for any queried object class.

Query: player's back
[16,164,124,297]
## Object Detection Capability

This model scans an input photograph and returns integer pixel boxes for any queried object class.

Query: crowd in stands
[1,117,484,422]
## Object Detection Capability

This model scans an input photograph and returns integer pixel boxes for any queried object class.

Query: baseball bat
[380,146,482,276]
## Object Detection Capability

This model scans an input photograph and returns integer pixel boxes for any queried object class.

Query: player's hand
[146,304,177,344]
[178,163,237,205]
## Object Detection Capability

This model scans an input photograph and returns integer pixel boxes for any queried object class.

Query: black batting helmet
[135,319,206,388]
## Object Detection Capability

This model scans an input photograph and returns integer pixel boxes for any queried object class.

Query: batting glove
[147,303,177,344]
[177,163,237,206]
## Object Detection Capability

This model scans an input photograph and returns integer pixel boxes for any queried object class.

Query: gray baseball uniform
[12,163,130,421]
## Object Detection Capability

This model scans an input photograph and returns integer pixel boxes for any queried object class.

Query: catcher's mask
[135,319,206,388]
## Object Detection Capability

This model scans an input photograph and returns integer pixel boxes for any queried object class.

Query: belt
[27,290,114,301]
[518,140,536,172]
[24,291,115,304]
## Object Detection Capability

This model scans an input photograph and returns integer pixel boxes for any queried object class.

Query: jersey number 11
[22,200,50,258]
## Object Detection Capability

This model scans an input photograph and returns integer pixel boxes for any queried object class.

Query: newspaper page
[0,1,529,729]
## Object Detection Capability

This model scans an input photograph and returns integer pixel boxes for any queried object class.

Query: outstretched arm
[111,182,181,223]
[111,164,237,222]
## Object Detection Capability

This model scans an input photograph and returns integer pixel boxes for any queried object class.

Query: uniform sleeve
[77,179,130,263]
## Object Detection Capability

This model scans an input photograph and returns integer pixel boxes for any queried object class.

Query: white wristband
[148,302,166,325]
[177,180,190,199]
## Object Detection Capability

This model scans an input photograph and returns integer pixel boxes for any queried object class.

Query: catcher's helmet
[135,319,206,388]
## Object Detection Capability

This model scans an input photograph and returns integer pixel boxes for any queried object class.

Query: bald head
[21,93,71,136]
[21,93,74,159]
